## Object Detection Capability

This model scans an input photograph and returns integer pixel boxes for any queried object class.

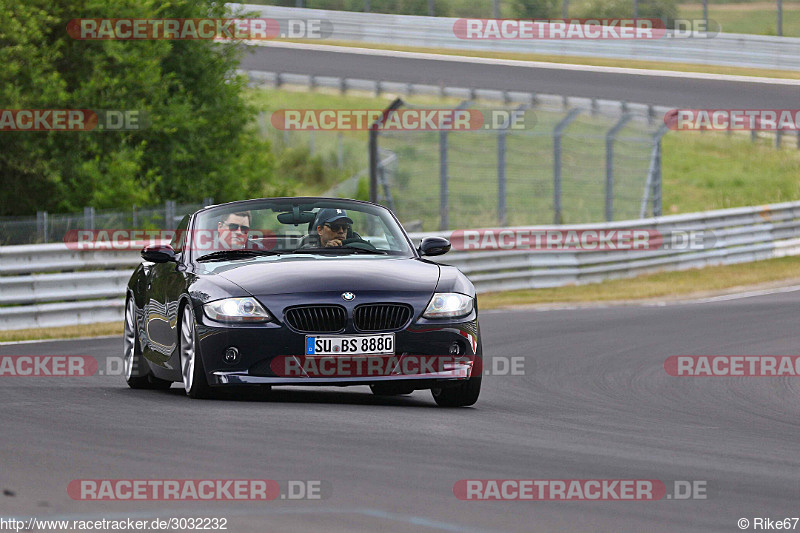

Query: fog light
[449,342,461,355]
[224,347,240,365]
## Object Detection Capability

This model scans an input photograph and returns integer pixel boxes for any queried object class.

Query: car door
[144,215,190,364]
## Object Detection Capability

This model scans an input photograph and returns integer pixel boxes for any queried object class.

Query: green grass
[662,131,800,213]
[679,2,800,36]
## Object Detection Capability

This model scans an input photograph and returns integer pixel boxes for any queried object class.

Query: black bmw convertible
[123,197,482,406]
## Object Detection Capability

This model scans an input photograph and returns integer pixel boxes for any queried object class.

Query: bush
[276,146,327,187]
[572,0,678,26]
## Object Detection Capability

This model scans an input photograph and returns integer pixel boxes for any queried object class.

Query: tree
[0,0,285,216]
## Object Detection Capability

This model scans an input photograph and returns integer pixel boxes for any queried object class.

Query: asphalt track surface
[2,291,800,532]
[240,44,800,108]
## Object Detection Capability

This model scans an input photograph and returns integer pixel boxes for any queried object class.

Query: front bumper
[195,309,480,388]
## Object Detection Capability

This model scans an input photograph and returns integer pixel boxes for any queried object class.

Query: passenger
[217,211,251,249]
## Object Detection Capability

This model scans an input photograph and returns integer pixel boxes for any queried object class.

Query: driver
[302,208,354,248]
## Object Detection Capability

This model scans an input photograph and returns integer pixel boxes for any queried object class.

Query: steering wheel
[342,237,378,251]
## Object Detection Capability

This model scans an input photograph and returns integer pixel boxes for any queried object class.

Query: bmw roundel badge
[342,292,355,301]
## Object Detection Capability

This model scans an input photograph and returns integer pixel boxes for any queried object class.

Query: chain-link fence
[0,200,213,246]
[371,99,666,231]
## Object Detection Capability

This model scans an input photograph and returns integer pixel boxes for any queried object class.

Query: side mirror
[418,236,451,257]
[141,244,177,263]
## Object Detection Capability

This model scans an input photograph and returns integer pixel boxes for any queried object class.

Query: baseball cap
[315,208,353,227]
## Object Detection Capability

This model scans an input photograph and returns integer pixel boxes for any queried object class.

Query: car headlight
[423,293,474,318]
[203,297,272,323]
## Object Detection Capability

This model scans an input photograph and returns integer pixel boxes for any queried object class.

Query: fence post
[653,139,663,217]
[640,124,669,218]
[605,114,633,222]
[36,211,48,243]
[497,104,526,227]
[498,125,507,227]
[439,129,449,230]
[337,133,344,168]
[257,111,267,137]
[369,98,403,204]
[552,108,582,224]
[439,100,472,231]
[83,206,95,231]
[165,200,176,227]
[132,204,138,228]
[378,155,397,213]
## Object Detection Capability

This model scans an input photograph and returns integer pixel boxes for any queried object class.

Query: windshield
[191,199,414,261]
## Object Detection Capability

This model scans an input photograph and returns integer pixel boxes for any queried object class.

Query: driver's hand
[325,239,342,247]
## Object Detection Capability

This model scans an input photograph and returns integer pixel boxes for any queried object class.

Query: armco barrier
[230,4,800,71]
[2,201,800,330]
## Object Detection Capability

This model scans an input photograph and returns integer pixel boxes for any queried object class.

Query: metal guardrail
[3,201,800,330]
[232,4,800,71]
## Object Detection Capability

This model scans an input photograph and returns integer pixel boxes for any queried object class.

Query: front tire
[124,296,171,390]
[180,305,213,399]
[431,377,481,407]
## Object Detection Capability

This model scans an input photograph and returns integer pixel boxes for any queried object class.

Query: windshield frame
[187,197,418,264]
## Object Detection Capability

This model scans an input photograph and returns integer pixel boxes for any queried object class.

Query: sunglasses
[225,223,250,232]
[325,223,351,232]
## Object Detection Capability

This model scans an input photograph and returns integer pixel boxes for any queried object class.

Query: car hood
[213,256,441,296]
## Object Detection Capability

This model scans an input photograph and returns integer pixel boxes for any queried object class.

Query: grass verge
[0,322,123,343]
[479,254,800,309]
[678,2,800,37]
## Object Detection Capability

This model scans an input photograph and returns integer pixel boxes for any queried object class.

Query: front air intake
[354,304,412,332]
[284,305,347,333]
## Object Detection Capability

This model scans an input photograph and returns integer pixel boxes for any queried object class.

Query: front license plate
[305,334,394,355]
